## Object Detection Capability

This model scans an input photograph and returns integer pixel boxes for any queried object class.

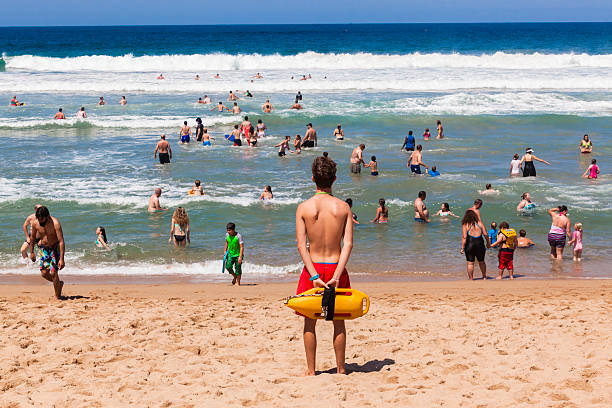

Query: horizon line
[0,21,611,28]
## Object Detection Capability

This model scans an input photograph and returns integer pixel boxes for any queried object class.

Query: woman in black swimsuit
[169,207,190,247]
[460,209,490,280]
[521,147,550,177]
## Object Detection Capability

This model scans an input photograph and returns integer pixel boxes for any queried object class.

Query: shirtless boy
[407,145,427,174]
[29,206,65,299]
[20,204,42,258]
[295,156,354,375]
[154,134,172,164]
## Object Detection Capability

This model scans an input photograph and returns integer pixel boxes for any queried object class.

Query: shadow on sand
[317,358,395,375]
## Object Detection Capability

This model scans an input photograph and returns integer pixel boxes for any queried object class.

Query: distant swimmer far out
[10,95,25,106]
[157,73,164,80]
[54,108,65,119]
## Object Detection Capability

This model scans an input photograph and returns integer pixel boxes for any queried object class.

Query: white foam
[5,51,612,72]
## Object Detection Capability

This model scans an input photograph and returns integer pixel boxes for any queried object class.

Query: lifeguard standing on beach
[295,156,354,375]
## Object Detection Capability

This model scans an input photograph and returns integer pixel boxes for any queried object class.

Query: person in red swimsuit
[295,156,354,375]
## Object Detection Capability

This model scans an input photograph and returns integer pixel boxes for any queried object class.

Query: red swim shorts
[498,249,514,270]
[296,262,351,294]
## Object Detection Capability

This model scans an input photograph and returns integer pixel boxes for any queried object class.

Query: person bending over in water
[517,229,535,248]
[547,205,571,260]
[20,204,42,258]
[371,198,389,223]
[148,188,167,213]
[568,223,583,261]
[427,166,440,177]
[333,125,344,141]
[190,179,204,195]
[517,192,535,211]
[54,108,65,119]
[29,206,66,299]
[480,184,499,195]
[154,134,172,164]
[295,156,354,375]
[435,202,459,218]
[460,209,490,280]
[95,226,110,250]
[260,185,273,200]
[169,207,190,247]
[579,134,593,153]
[414,191,429,223]
[583,159,599,179]
[364,156,378,176]
[521,147,550,177]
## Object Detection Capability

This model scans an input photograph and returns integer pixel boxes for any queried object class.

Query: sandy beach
[1,279,610,407]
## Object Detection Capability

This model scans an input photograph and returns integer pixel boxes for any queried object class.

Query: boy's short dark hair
[519,229,526,237]
[499,221,509,229]
[36,206,50,220]
[226,222,236,230]
[312,156,336,188]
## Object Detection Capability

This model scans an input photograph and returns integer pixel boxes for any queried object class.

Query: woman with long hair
[169,207,190,247]
[95,226,110,250]
[460,209,490,280]
[371,198,389,223]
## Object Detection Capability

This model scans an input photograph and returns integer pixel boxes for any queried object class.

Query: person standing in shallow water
[295,156,353,375]
[521,147,550,177]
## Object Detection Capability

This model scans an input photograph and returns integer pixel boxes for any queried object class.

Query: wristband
[309,274,319,282]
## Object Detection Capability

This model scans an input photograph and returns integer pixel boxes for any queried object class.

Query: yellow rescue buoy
[284,288,370,320]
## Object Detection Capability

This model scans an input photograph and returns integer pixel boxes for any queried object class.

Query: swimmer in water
[401,130,415,151]
[169,207,190,247]
[95,226,110,250]
[345,198,359,224]
[148,188,167,213]
[259,185,273,200]
[275,136,292,157]
[582,159,599,179]
[179,121,191,143]
[423,128,431,140]
[201,128,214,146]
[436,120,444,139]
[214,73,220,79]
[195,74,200,80]
[333,125,344,141]
[244,90,253,97]
[517,192,535,211]
[510,153,522,176]
[253,73,263,79]
[521,147,550,177]
[435,202,459,218]
[119,96,127,105]
[76,107,87,119]
[517,229,535,248]
[407,145,428,174]
[371,198,389,224]
[10,95,22,106]
[230,125,242,147]
[579,134,593,153]
[231,102,242,114]
[479,184,500,195]
[154,134,172,164]
[364,155,378,176]
[228,91,240,101]
[414,191,429,223]
[427,166,440,177]
[568,223,583,261]
[256,119,266,138]
[293,134,302,154]
[54,108,65,119]
[240,116,252,139]
[190,179,204,195]
[157,73,164,80]
[202,95,211,104]
[290,99,303,110]
[211,102,230,112]
[98,96,105,105]
[262,100,274,113]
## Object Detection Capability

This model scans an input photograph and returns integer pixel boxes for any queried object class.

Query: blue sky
[2,0,610,26]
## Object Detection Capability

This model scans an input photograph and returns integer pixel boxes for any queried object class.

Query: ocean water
[0,23,610,281]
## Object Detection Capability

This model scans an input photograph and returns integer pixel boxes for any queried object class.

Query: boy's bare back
[296,194,351,263]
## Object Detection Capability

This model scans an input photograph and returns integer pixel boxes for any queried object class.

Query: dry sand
[1,279,611,407]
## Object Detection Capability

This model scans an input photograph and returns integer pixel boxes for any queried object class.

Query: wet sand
[1,280,611,407]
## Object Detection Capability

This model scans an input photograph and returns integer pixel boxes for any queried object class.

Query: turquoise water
[0,24,611,280]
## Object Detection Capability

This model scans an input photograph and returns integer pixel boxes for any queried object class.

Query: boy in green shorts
[224,222,244,285]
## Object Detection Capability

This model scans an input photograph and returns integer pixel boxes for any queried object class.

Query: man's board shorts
[181,135,190,143]
[350,163,361,174]
[371,171,378,176]
[414,217,426,222]
[225,255,242,275]
[250,140,257,147]
[302,140,314,148]
[40,244,60,274]
[278,151,286,157]
[296,262,351,295]
[498,248,514,270]
[410,164,422,174]
[234,139,242,147]
[202,141,212,146]
[159,153,170,164]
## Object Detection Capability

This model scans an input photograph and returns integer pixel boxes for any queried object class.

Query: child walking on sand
[568,223,583,261]
[491,221,517,279]
[295,156,354,375]
[224,222,244,285]
[364,156,378,176]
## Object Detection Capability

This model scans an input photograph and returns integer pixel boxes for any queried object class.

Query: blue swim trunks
[414,218,426,223]
[202,141,211,146]
[410,164,421,174]
[181,135,190,143]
